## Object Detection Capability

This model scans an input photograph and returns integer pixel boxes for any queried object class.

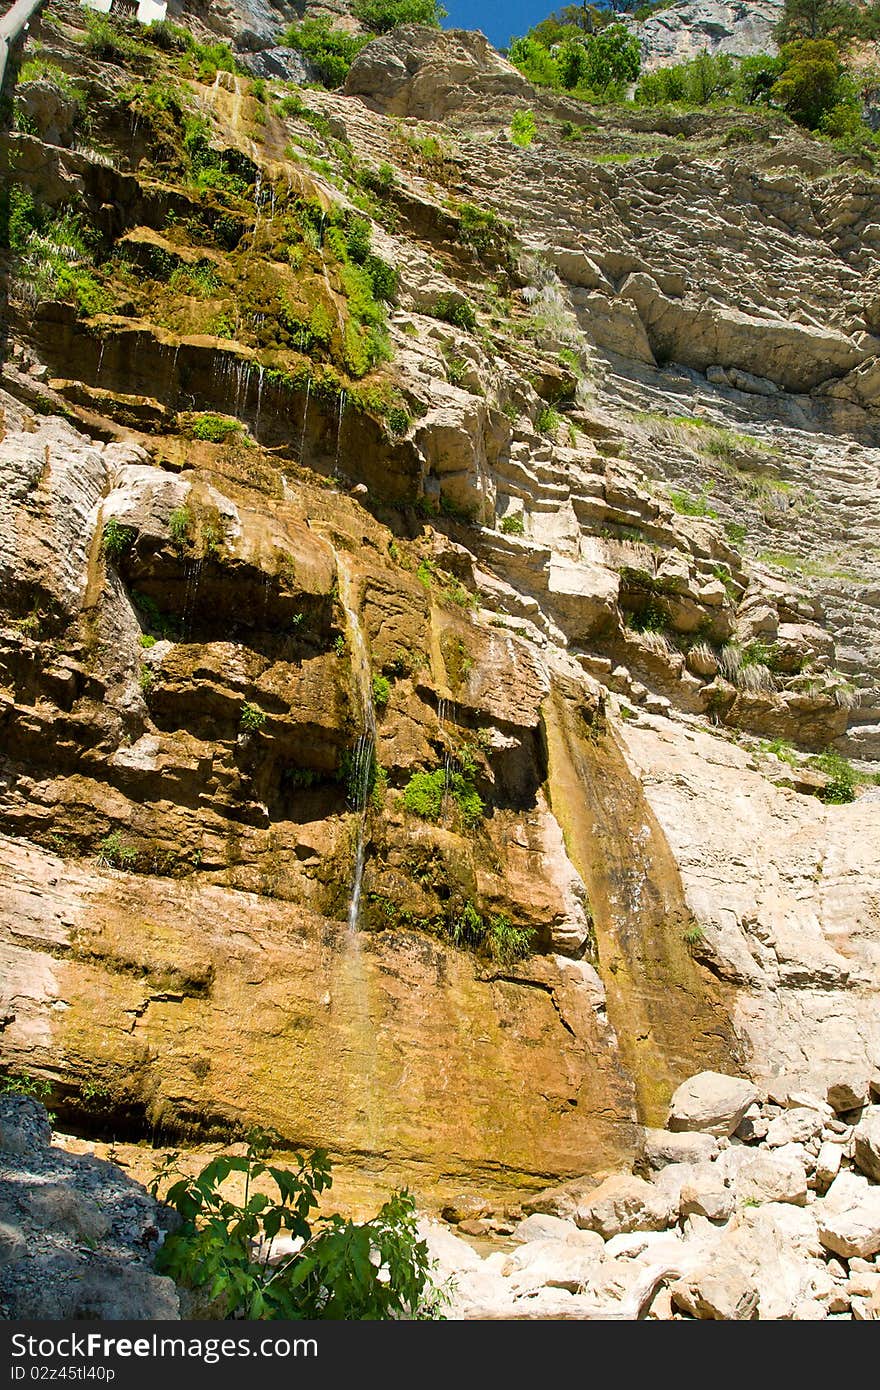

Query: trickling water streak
[182,558,203,639]
[333,390,347,478]
[95,339,105,385]
[337,559,377,935]
[255,364,265,437]
[299,377,311,465]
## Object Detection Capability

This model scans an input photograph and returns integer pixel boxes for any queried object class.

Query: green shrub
[168,507,191,548]
[101,518,136,564]
[432,295,477,332]
[189,413,241,443]
[487,914,534,966]
[372,674,391,709]
[353,0,446,32]
[97,830,138,870]
[151,1132,443,1319]
[402,769,445,821]
[813,749,855,804]
[386,405,410,436]
[240,702,266,733]
[281,18,368,89]
[510,109,537,147]
[537,406,560,435]
[500,514,525,535]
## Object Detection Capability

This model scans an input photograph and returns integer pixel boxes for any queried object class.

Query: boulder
[814,1141,843,1194]
[827,1075,870,1114]
[641,1128,720,1171]
[670,1263,759,1320]
[853,1107,880,1183]
[575,1174,675,1240]
[765,1107,824,1149]
[735,1152,809,1208]
[502,1233,606,1294]
[512,1213,578,1244]
[667,1072,759,1137]
[679,1165,734,1224]
[817,1172,880,1259]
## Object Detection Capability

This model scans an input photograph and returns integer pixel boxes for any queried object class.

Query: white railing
[0,0,47,92]
[1,0,168,92]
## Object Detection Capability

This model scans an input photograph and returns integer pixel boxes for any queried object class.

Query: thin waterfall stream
[337,559,377,934]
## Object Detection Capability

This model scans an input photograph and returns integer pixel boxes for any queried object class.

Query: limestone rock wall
[0,6,878,1198]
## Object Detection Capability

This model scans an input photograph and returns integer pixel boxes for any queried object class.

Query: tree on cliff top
[776,0,880,44]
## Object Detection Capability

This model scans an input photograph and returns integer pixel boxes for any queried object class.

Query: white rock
[765,1107,824,1148]
[667,1072,759,1138]
[670,1261,759,1320]
[641,1127,720,1170]
[735,1152,808,1208]
[680,1164,734,1224]
[816,1172,880,1259]
[575,1173,675,1239]
[853,1107,880,1182]
[827,1075,870,1114]
[815,1141,843,1194]
[511,1213,577,1244]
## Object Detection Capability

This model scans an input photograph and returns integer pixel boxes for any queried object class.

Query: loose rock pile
[425,1069,880,1319]
[0,1096,179,1320]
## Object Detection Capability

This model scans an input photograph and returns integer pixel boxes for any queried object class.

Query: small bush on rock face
[240,702,266,733]
[101,519,136,564]
[813,749,855,804]
[510,109,537,148]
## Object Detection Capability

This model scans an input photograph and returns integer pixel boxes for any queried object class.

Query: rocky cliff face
[1,5,878,1212]
[631,1,783,71]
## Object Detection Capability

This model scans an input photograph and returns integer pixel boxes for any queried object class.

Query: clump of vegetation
[537,406,561,435]
[151,1131,444,1319]
[100,518,136,564]
[168,506,191,549]
[281,18,369,88]
[97,830,138,870]
[668,487,718,519]
[187,413,241,443]
[240,702,267,733]
[432,294,478,332]
[813,748,856,804]
[402,767,484,831]
[6,197,111,317]
[510,108,537,147]
[509,14,641,99]
[353,0,447,33]
[500,513,525,535]
[372,674,391,709]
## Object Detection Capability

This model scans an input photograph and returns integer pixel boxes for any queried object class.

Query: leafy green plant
[537,406,560,435]
[101,519,136,564]
[0,1072,52,1100]
[189,413,241,443]
[683,924,705,947]
[372,675,391,709]
[169,507,191,549]
[353,0,446,32]
[402,767,484,830]
[152,1132,443,1319]
[97,831,138,870]
[386,406,410,436]
[240,702,267,733]
[432,294,477,332]
[281,19,368,89]
[510,109,537,148]
[487,914,534,966]
[813,749,855,804]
